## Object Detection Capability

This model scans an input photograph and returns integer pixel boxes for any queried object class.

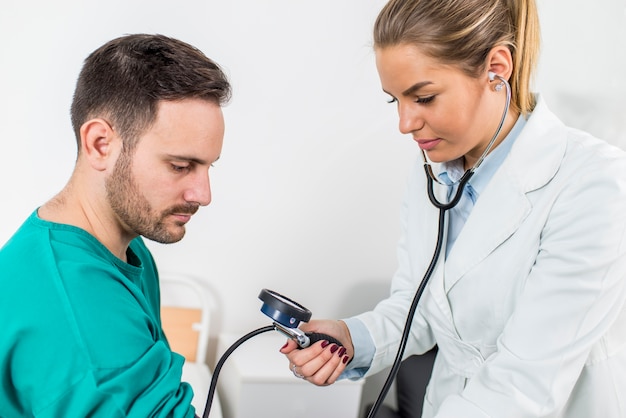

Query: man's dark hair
[70,34,231,151]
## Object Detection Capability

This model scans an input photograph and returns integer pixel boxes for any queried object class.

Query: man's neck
[38,182,132,262]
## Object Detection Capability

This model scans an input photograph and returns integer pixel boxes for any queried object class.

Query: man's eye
[386,96,397,104]
[171,164,190,173]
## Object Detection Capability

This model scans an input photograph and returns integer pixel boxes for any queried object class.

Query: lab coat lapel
[444,169,530,291]
[443,97,568,292]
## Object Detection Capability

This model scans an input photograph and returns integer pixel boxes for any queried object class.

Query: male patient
[0,34,230,417]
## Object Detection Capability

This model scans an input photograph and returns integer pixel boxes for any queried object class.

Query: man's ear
[486,45,514,82]
[79,118,119,171]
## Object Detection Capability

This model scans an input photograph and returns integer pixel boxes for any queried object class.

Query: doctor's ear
[485,45,513,84]
[79,118,120,171]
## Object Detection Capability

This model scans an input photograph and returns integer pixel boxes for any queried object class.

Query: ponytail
[509,0,541,114]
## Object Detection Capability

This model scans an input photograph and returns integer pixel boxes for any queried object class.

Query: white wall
[1,0,624,386]
[537,0,626,149]
[0,0,410,332]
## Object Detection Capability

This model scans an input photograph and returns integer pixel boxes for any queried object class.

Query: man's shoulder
[2,213,106,267]
[0,213,133,303]
[0,211,52,275]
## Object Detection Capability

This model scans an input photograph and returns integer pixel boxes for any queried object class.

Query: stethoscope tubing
[366,73,511,417]
[365,206,447,418]
[427,168,475,210]
[202,325,275,418]
[423,73,511,209]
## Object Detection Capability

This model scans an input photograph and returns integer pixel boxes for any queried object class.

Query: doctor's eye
[386,96,398,104]
[415,95,435,104]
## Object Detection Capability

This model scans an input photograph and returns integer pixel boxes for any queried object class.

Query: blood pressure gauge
[258,288,342,348]
[203,289,344,418]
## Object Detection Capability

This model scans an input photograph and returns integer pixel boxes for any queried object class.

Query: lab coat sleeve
[436,144,626,417]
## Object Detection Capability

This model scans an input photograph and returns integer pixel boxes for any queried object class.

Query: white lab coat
[354,97,626,417]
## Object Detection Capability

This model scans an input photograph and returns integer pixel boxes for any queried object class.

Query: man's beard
[105,150,199,244]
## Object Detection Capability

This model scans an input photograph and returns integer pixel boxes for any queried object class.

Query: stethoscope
[365,71,512,417]
[425,71,512,210]
[201,72,511,418]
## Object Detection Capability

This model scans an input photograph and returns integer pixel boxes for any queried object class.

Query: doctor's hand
[279,319,353,386]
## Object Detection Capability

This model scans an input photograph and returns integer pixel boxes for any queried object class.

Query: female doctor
[280,0,626,416]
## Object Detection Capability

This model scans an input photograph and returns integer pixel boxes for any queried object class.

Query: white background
[1,0,625,410]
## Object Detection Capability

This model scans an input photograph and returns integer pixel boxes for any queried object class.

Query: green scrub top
[0,211,196,417]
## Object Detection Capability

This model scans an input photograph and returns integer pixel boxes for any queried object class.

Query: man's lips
[168,204,199,224]
[171,213,193,223]
[414,138,442,151]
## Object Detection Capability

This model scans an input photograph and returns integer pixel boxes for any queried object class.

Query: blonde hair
[373,0,540,115]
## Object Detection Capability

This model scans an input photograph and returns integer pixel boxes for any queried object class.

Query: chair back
[160,274,213,363]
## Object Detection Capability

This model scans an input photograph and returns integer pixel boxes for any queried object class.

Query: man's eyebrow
[166,154,220,165]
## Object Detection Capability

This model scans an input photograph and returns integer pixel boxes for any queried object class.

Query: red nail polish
[330,344,339,354]
[338,347,346,357]
[321,340,330,348]
[343,355,349,364]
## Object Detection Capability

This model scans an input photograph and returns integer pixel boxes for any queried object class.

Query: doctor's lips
[414,137,442,151]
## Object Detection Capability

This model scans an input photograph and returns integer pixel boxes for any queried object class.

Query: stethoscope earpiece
[488,71,505,92]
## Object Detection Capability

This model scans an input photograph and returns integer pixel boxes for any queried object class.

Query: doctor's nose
[183,171,212,206]
[397,104,424,135]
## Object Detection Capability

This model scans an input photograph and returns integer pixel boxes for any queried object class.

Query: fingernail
[321,340,330,348]
[330,344,339,354]
[343,355,349,364]
[337,347,346,357]
[280,342,288,350]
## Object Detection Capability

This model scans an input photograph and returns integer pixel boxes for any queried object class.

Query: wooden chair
[160,273,223,418]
